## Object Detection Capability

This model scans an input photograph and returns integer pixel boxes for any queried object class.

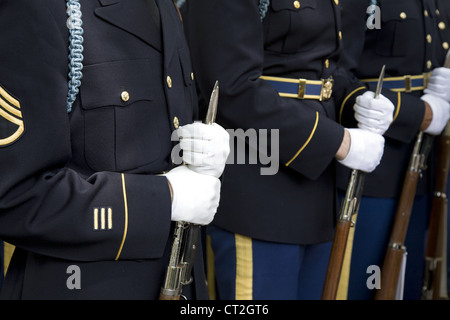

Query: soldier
[337,0,450,299]
[181,0,393,299]
[432,0,450,298]
[0,0,230,299]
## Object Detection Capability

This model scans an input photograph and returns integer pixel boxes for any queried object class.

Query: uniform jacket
[335,0,446,198]
[183,0,351,245]
[0,0,206,299]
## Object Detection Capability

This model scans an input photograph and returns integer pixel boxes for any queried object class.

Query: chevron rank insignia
[0,85,24,147]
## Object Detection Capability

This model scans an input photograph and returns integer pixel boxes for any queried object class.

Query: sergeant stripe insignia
[0,85,24,147]
[93,207,113,231]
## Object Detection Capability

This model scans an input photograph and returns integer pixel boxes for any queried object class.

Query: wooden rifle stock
[422,121,450,300]
[375,131,433,299]
[322,219,352,299]
[322,170,365,300]
[375,169,420,300]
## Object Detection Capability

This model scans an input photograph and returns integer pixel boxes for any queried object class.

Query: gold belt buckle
[404,75,412,93]
[320,77,334,101]
[297,79,307,99]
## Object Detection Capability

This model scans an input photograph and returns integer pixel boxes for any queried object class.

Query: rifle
[374,131,434,300]
[322,66,385,300]
[421,121,450,300]
[376,49,450,300]
[321,169,365,299]
[159,81,219,300]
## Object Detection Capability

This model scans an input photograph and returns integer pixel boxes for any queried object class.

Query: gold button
[338,31,342,40]
[443,42,449,50]
[424,10,428,17]
[427,34,432,43]
[325,59,330,69]
[334,0,339,5]
[191,72,194,81]
[400,12,407,19]
[121,91,130,102]
[166,75,172,88]
[173,116,179,129]
[293,1,300,9]
[427,60,432,69]
[436,9,440,15]
[439,22,446,30]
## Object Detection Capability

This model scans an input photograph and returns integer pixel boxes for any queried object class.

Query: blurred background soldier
[431,0,450,298]
[336,0,450,299]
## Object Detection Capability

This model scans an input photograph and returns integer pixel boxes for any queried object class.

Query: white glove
[354,91,394,135]
[177,122,230,178]
[163,165,221,225]
[420,93,450,135]
[338,128,385,173]
[424,67,450,102]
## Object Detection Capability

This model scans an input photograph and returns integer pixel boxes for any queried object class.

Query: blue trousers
[345,194,429,300]
[206,224,332,300]
[0,242,3,293]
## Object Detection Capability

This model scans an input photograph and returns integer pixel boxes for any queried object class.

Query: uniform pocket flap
[271,0,316,12]
[380,0,419,22]
[80,59,154,110]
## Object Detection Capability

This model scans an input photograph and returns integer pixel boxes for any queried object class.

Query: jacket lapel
[156,0,178,68]
[95,0,162,52]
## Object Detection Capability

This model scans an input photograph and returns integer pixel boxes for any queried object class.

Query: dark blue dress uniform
[335,0,446,300]
[0,0,207,299]
[182,0,358,299]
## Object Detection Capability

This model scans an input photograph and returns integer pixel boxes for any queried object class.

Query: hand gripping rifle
[322,66,385,300]
[421,121,450,300]
[375,50,450,300]
[159,81,219,300]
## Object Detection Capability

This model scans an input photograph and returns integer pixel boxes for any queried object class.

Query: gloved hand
[420,93,450,135]
[163,165,221,225]
[338,128,385,173]
[424,67,450,103]
[177,122,230,178]
[354,91,394,135]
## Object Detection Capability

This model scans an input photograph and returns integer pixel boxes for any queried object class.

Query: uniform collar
[95,0,162,52]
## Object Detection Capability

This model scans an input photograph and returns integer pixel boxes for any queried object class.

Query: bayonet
[205,80,219,125]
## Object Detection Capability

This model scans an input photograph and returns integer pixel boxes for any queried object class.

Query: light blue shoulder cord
[176,0,186,8]
[259,0,269,21]
[66,0,84,113]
